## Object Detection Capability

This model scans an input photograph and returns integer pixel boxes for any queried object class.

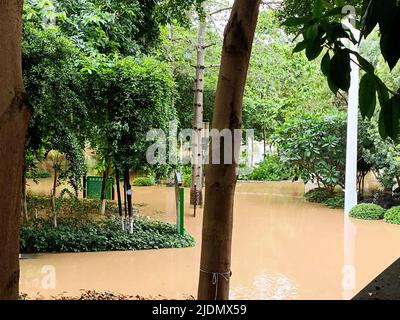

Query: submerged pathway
[21,182,400,299]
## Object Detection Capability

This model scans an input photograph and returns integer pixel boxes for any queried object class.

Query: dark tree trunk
[115,168,123,217]
[124,167,133,233]
[0,0,31,299]
[100,166,110,214]
[51,168,58,211]
[198,0,261,300]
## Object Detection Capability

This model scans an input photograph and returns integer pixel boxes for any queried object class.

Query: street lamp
[342,14,360,215]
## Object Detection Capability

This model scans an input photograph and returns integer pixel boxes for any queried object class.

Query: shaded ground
[353,258,400,300]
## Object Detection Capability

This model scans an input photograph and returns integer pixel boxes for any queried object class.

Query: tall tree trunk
[51,168,58,211]
[100,166,110,215]
[198,0,260,300]
[124,167,133,233]
[190,9,206,207]
[115,168,122,215]
[0,0,31,300]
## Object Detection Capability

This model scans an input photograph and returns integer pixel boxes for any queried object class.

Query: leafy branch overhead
[283,0,400,140]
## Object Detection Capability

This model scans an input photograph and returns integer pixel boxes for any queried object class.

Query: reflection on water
[22,181,400,300]
[230,273,298,300]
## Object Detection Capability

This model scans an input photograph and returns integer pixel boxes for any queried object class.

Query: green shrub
[181,165,191,188]
[241,155,292,181]
[384,206,400,225]
[350,203,385,220]
[20,217,195,253]
[325,196,345,209]
[26,193,120,217]
[304,188,334,203]
[26,170,51,179]
[132,176,156,187]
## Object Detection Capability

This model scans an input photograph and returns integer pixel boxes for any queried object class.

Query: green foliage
[242,155,293,181]
[26,193,119,217]
[273,113,347,190]
[133,176,156,187]
[243,10,337,141]
[325,196,345,209]
[20,217,195,253]
[384,206,400,225]
[23,20,87,193]
[350,203,385,220]
[84,56,176,177]
[26,0,204,56]
[181,165,192,188]
[362,122,400,190]
[304,188,334,203]
[26,170,51,179]
[281,0,400,140]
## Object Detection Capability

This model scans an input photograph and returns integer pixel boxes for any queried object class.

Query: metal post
[194,183,197,217]
[343,17,360,215]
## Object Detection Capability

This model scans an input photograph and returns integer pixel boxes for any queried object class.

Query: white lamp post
[342,9,360,300]
[342,15,360,215]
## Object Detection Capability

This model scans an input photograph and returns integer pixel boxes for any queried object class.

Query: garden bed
[22,193,195,253]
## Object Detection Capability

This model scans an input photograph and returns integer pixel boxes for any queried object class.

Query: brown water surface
[21,181,400,299]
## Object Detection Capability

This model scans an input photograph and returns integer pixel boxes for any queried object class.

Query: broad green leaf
[293,40,308,53]
[306,38,324,61]
[282,17,310,27]
[313,0,324,17]
[361,0,378,37]
[321,51,330,76]
[329,49,351,91]
[379,96,400,140]
[354,52,375,74]
[359,73,376,119]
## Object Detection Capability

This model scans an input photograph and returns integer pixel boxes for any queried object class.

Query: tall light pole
[343,10,360,215]
[342,7,359,300]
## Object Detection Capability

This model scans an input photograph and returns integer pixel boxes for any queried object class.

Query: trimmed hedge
[384,206,400,225]
[350,203,385,220]
[132,176,156,186]
[304,188,334,203]
[20,217,195,253]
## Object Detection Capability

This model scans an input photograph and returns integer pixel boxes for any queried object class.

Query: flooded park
[20,179,400,300]
[1,0,400,303]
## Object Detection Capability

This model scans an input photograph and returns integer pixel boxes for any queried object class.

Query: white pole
[342,10,359,300]
[343,18,360,216]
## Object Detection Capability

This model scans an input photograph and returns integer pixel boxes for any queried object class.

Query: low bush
[133,176,156,187]
[26,170,51,179]
[181,165,191,188]
[304,188,334,203]
[384,206,400,225]
[26,193,120,217]
[20,217,195,253]
[241,155,292,181]
[325,196,345,209]
[350,203,385,220]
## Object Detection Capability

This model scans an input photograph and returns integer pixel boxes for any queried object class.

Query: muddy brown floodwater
[21,181,400,300]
